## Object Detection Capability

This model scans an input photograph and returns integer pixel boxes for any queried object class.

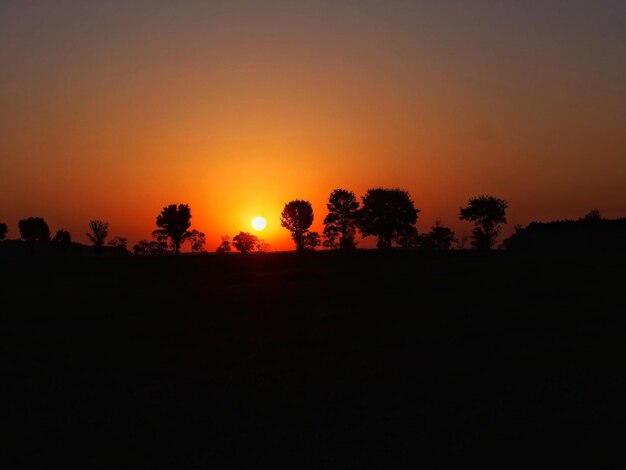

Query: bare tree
[86,220,109,256]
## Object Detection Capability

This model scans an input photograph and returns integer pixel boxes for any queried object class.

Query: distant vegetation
[504,210,626,252]
[2,190,624,258]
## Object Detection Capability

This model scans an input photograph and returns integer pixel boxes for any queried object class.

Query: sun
[251,216,267,231]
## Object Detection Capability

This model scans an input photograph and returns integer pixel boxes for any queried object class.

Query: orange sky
[1,1,625,250]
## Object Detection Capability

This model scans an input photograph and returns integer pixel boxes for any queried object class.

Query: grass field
[3,251,625,467]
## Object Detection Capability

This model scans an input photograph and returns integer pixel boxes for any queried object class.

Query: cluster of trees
[209,189,507,254]
[503,209,626,252]
[0,192,510,256]
[0,216,126,256]
[270,189,508,253]
[133,204,207,256]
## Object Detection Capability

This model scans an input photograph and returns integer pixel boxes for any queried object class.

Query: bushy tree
[186,229,206,253]
[322,225,339,250]
[53,229,72,254]
[459,195,508,251]
[258,239,271,252]
[358,188,419,249]
[580,209,602,222]
[108,236,127,251]
[303,231,321,250]
[397,226,419,249]
[323,189,359,250]
[18,217,51,242]
[281,200,314,252]
[216,236,232,253]
[133,237,168,256]
[419,220,456,251]
[0,222,7,240]
[154,204,192,255]
[232,231,260,254]
[86,220,109,255]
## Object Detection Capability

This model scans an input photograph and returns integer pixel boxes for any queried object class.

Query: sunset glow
[0,2,624,251]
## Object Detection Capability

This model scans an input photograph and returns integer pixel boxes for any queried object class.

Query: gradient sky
[1,0,625,250]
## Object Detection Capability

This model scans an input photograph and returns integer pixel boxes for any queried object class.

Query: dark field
[2,251,625,468]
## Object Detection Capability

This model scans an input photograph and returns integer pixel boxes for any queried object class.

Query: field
[2,251,624,467]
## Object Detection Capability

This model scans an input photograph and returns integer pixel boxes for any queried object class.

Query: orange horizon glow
[1,2,625,251]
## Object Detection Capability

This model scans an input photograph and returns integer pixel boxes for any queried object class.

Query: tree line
[0,190,509,256]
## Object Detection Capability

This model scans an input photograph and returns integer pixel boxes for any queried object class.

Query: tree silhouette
[303,231,321,250]
[459,195,508,251]
[187,230,206,253]
[323,189,359,250]
[53,229,72,254]
[420,220,456,251]
[0,222,7,241]
[281,200,314,252]
[154,204,192,255]
[322,225,339,250]
[18,217,51,242]
[358,188,419,249]
[397,226,419,249]
[216,236,232,253]
[232,232,260,254]
[108,236,127,251]
[580,209,602,222]
[258,239,271,252]
[86,220,109,255]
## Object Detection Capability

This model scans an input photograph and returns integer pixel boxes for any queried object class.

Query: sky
[1,0,625,250]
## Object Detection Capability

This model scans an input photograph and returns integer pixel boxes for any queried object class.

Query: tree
[18,217,51,242]
[358,188,419,249]
[53,229,72,254]
[133,237,168,256]
[459,195,508,251]
[0,222,7,241]
[86,220,109,255]
[133,240,150,256]
[216,236,232,253]
[232,231,260,254]
[322,225,339,250]
[420,220,456,251]
[397,226,419,249]
[580,209,602,222]
[154,204,192,255]
[323,189,359,250]
[108,236,128,251]
[258,239,271,252]
[281,200,314,252]
[303,231,321,250]
[186,229,206,253]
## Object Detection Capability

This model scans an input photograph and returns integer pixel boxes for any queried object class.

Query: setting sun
[251,216,267,231]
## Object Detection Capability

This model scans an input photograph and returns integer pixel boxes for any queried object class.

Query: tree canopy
[358,188,419,249]
[281,200,315,252]
[154,203,192,255]
[232,232,260,254]
[459,195,508,250]
[323,189,359,250]
[18,217,51,242]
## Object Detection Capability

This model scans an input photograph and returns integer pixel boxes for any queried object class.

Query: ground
[2,251,624,468]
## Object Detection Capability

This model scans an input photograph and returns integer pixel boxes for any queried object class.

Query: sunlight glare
[251,216,267,231]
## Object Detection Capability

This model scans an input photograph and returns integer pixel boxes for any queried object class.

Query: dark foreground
[2,251,625,468]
